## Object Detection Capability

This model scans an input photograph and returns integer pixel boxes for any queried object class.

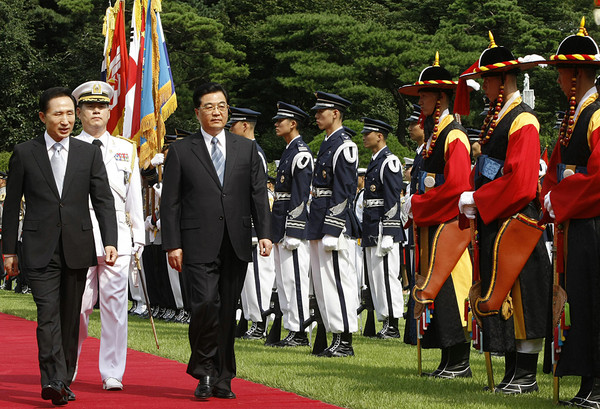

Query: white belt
[364,199,384,208]
[274,192,291,201]
[312,188,333,198]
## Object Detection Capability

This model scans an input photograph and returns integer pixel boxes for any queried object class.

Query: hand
[132,243,144,259]
[155,219,161,231]
[104,246,118,266]
[3,255,19,278]
[459,191,477,220]
[258,239,272,257]
[144,215,154,231]
[150,153,164,167]
[283,235,301,250]
[322,234,339,251]
[380,235,394,255]
[168,248,183,272]
[544,192,555,219]
[402,194,413,219]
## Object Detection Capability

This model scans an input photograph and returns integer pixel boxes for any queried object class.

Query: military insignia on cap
[322,170,327,179]
[280,175,285,183]
[370,185,376,192]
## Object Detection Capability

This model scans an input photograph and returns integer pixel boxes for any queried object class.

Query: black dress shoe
[42,380,68,405]
[64,385,76,401]
[213,387,236,399]
[194,376,212,399]
[318,333,354,357]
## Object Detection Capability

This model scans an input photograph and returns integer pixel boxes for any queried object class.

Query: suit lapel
[223,131,238,187]
[190,133,222,188]
[31,135,61,199]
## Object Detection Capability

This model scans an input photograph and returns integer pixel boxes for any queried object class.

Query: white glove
[252,236,259,246]
[150,153,164,167]
[155,219,161,231]
[458,191,477,220]
[322,234,339,251]
[544,192,555,219]
[153,183,162,200]
[283,235,301,251]
[132,242,144,258]
[380,235,394,255]
[144,215,154,231]
[402,194,413,219]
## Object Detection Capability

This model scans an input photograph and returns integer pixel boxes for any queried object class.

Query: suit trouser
[78,254,130,381]
[273,242,310,332]
[240,245,275,322]
[364,244,404,322]
[309,239,359,333]
[184,231,247,390]
[27,239,87,387]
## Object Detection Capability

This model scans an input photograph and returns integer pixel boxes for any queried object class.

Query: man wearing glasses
[161,82,272,400]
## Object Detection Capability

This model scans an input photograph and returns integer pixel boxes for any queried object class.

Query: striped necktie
[211,136,225,185]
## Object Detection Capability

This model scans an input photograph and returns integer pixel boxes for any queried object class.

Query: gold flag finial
[488,31,497,48]
[577,16,587,36]
[433,51,440,67]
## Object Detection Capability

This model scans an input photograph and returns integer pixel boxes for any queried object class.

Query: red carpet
[0,313,340,408]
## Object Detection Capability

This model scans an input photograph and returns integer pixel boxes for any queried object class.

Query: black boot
[318,333,354,357]
[562,376,600,407]
[496,352,538,394]
[243,321,266,340]
[377,318,400,339]
[423,348,448,377]
[484,351,516,391]
[278,331,309,347]
[434,342,472,379]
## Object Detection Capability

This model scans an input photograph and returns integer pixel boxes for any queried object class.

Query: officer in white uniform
[271,102,313,347]
[307,92,360,357]
[360,117,405,339]
[72,81,145,391]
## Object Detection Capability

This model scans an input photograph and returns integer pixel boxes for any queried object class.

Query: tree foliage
[1,0,600,162]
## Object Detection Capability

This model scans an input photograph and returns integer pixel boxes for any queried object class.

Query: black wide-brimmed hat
[398,52,459,96]
[544,17,600,66]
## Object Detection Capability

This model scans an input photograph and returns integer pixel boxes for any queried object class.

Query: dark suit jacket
[161,130,270,264]
[2,135,117,269]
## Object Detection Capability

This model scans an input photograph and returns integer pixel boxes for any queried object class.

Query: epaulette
[114,135,137,147]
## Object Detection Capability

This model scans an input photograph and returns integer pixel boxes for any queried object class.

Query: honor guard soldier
[307,91,360,357]
[399,53,473,378]
[270,102,313,347]
[72,81,145,391]
[228,107,276,340]
[360,118,405,338]
[456,33,551,393]
[540,19,600,406]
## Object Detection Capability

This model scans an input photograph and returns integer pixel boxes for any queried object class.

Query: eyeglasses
[199,102,228,113]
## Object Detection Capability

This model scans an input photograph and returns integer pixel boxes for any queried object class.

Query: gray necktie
[50,142,66,196]
[211,137,225,185]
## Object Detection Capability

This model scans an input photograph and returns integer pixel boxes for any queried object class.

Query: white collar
[371,145,386,161]
[44,132,69,152]
[201,127,226,145]
[497,90,521,121]
[574,87,598,121]
[325,126,344,141]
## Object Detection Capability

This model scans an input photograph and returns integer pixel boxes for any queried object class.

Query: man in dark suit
[2,87,117,405]
[161,82,271,400]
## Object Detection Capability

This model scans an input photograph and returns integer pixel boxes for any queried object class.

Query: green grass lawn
[1,290,575,408]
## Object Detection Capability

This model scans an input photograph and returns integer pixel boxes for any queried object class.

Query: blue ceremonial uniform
[307,128,358,239]
[271,137,313,242]
[361,147,404,247]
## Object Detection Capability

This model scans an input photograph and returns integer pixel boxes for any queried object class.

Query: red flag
[105,1,128,135]
[541,146,549,166]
